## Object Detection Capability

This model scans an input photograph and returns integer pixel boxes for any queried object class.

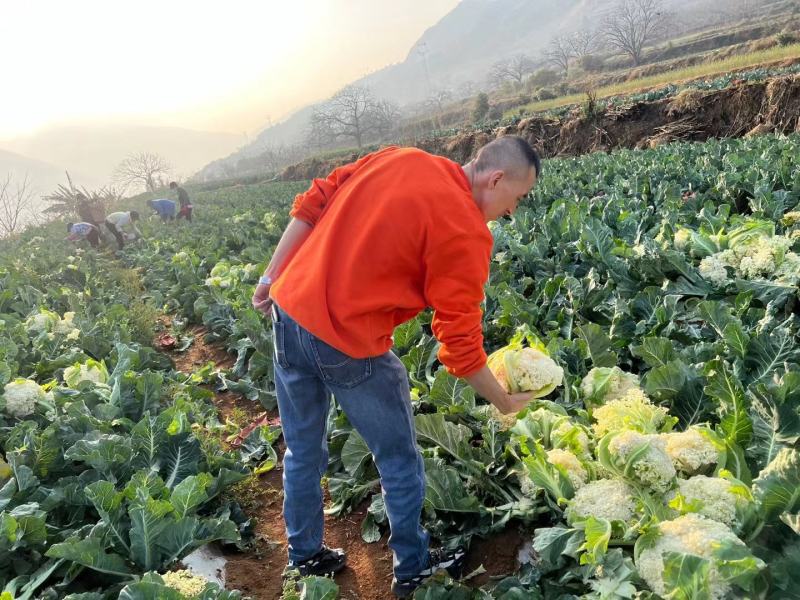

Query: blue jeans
[272,304,429,579]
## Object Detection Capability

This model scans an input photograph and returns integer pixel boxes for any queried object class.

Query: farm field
[1,132,800,599]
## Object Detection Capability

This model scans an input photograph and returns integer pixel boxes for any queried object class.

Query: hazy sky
[0,0,460,140]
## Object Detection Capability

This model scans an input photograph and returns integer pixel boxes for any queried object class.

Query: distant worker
[170,181,193,222]
[66,222,100,248]
[104,210,141,249]
[147,198,177,221]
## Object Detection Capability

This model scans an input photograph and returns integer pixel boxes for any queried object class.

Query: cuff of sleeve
[441,350,487,379]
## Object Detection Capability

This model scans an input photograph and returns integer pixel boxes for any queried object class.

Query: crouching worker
[66,222,100,248]
[251,136,541,597]
[104,210,141,249]
[170,181,193,222]
[147,198,177,221]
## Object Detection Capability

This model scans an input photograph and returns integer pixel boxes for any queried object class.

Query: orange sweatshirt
[270,146,493,378]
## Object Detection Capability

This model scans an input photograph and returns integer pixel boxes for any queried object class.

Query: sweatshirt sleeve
[290,147,396,226]
[424,232,492,378]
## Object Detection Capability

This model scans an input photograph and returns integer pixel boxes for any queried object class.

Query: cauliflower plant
[2,378,45,418]
[63,359,109,388]
[782,210,800,226]
[700,233,799,285]
[546,448,588,490]
[489,344,563,396]
[636,514,765,600]
[673,228,691,250]
[698,254,730,286]
[601,430,676,493]
[24,309,79,340]
[551,420,592,457]
[661,426,721,475]
[566,478,638,525]
[580,367,641,407]
[666,475,752,528]
[161,569,209,598]
[591,388,673,438]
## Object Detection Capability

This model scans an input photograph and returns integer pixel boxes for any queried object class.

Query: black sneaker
[285,545,347,577]
[391,547,467,597]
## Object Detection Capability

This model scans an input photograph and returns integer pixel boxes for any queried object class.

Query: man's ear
[489,170,505,189]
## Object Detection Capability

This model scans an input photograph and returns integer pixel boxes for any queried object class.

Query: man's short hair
[474,135,541,180]
[130,210,140,221]
[66,222,74,231]
[169,181,178,188]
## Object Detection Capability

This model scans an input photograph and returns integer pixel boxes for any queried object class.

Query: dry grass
[513,43,800,118]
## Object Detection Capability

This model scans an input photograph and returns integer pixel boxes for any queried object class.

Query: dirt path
[167,324,523,599]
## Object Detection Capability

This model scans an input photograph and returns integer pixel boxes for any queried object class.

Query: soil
[279,72,800,182]
[165,323,524,600]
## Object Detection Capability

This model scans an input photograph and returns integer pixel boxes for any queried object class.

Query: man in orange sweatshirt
[252,135,540,597]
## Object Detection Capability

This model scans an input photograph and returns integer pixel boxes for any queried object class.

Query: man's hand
[252,283,272,315]
[464,364,533,414]
[498,392,535,415]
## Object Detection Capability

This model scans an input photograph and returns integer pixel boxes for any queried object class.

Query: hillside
[194,0,752,183]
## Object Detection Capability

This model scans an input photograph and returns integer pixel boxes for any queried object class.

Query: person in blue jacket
[147,198,177,221]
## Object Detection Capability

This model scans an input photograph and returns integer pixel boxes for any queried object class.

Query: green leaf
[428,368,475,413]
[340,431,372,479]
[745,330,799,386]
[129,494,173,570]
[753,447,800,522]
[631,337,676,368]
[46,538,133,576]
[661,551,712,600]
[161,433,202,489]
[414,413,472,461]
[131,415,167,471]
[579,517,612,565]
[576,323,618,368]
[531,526,583,567]
[423,460,480,513]
[704,359,752,447]
[170,473,212,518]
[298,576,339,600]
[644,359,689,402]
[392,318,422,351]
[85,480,131,554]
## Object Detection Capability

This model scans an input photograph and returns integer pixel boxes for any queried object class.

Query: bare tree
[425,89,454,128]
[0,173,39,237]
[604,0,668,66]
[113,152,172,193]
[545,37,574,76]
[489,54,536,87]
[309,85,399,149]
[569,30,600,59]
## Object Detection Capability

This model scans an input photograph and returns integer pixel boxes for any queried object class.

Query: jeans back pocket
[310,336,371,388]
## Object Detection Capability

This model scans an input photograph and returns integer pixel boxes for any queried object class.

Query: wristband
[258,275,273,286]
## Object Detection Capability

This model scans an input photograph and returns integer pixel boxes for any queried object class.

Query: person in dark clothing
[170,181,193,222]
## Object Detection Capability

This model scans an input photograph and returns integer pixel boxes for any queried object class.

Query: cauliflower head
[566,478,638,525]
[636,514,764,600]
[161,569,209,598]
[546,448,588,490]
[661,427,721,475]
[2,378,45,418]
[601,430,676,493]
[666,475,752,528]
[63,359,109,388]
[591,389,673,438]
[488,344,563,396]
[580,366,641,407]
